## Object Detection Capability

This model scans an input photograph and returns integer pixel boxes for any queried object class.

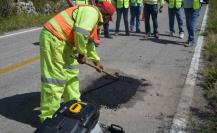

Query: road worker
[39,2,115,123]
[183,0,201,47]
[115,0,130,36]
[166,0,184,39]
[96,0,115,38]
[130,0,143,33]
[143,0,164,38]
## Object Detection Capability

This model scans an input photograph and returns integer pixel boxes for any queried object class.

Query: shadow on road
[33,42,40,46]
[0,92,41,128]
[140,37,185,46]
[0,73,149,128]
[158,33,182,39]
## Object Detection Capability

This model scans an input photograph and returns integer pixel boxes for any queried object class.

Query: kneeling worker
[39,2,115,123]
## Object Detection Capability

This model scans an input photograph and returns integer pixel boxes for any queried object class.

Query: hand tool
[84,62,119,79]
[71,54,119,80]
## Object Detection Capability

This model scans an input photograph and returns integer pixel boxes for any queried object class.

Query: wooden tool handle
[84,62,118,79]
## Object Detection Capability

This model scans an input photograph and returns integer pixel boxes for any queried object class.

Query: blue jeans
[144,4,158,34]
[115,8,129,33]
[168,8,184,33]
[130,5,142,31]
[184,8,200,43]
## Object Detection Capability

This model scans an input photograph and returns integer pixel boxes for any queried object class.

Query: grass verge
[190,0,217,132]
[203,1,217,111]
[0,13,54,35]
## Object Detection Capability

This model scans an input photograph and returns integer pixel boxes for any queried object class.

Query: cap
[96,2,116,16]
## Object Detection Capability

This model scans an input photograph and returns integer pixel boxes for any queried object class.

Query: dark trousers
[115,8,129,33]
[184,8,200,43]
[168,8,184,33]
[144,4,158,34]
[130,5,142,31]
[103,22,110,37]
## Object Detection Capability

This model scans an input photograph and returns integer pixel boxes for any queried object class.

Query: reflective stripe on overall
[39,28,80,123]
[39,5,100,123]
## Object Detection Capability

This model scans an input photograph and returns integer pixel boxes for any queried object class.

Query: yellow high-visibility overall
[39,5,103,122]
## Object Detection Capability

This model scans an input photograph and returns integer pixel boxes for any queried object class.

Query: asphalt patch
[81,71,150,109]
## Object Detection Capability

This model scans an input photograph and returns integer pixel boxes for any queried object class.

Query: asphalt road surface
[0,5,207,133]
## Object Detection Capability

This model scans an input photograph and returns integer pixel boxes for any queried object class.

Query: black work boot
[104,34,113,39]
[103,23,113,38]
[125,31,130,36]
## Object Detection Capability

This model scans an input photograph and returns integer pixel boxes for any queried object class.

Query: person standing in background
[183,0,201,47]
[130,0,143,33]
[143,0,164,38]
[115,0,130,36]
[166,0,184,39]
[66,0,95,5]
[96,0,115,38]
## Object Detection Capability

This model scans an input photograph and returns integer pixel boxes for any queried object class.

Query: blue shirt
[183,0,194,8]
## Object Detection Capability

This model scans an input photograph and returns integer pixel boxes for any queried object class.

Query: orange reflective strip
[44,5,99,47]
[65,6,79,21]
[44,22,65,41]
[93,26,100,44]
[53,14,75,44]
[90,25,97,39]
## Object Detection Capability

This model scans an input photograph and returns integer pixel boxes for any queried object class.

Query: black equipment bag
[35,100,99,133]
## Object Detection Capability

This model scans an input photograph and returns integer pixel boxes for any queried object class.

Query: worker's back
[44,5,101,45]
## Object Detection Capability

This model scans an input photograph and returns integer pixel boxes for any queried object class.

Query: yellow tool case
[35,100,99,133]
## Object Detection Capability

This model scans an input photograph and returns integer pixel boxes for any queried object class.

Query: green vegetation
[207,0,217,33]
[204,34,217,103]
[0,0,67,34]
[0,13,53,34]
[204,0,217,108]
[201,33,217,133]
[189,115,217,133]
[191,0,217,132]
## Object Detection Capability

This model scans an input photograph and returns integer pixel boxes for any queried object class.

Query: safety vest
[66,0,93,5]
[193,0,200,10]
[144,0,164,6]
[44,5,100,46]
[76,0,91,5]
[130,0,143,5]
[98,0,112,3]
[168,0,182,8]
[116,0,129,8]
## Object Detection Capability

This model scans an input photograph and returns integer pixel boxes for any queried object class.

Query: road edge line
[169,5,209,133]
[0,27,42,39]
[0,55,40,76]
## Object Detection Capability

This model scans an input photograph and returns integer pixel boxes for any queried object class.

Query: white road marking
[170,6,209,133]
[0,27,42,39]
